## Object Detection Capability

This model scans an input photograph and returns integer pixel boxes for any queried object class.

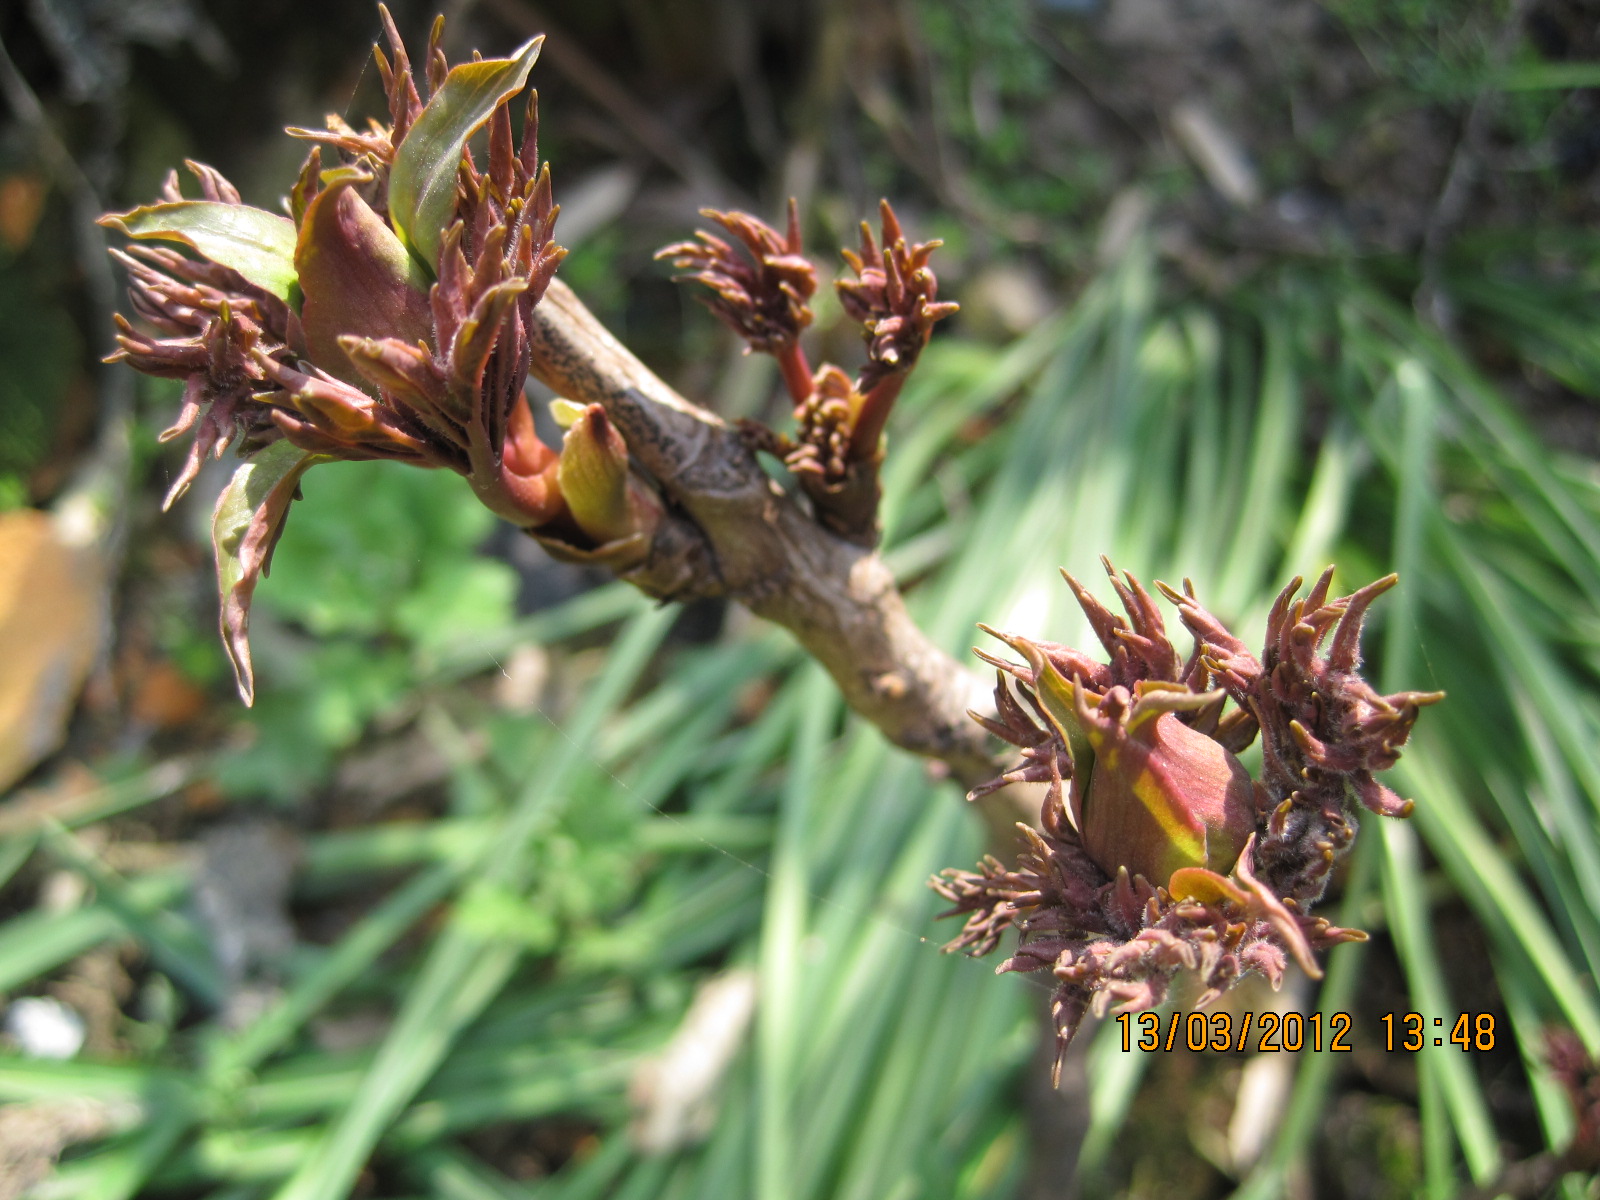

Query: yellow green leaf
[556,404,632,546]
[99,201,299,301]
[388,37,543,271]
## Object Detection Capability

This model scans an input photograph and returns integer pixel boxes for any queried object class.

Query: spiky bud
[935,561,1439,1080]
[97,7,645,703]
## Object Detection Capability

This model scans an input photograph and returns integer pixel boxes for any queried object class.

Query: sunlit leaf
[99,201,299,301]
[388,38,543,271]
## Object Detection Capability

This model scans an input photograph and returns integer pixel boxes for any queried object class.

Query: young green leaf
[98,201,299,301]
[388,38,543,271]
[556,403,632,546]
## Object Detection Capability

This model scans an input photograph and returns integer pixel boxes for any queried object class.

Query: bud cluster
[103,6,664,700]
[1159,570,1442,900]
[934,562,1440,1080]
[110,222,297,509]
[657,200,955,543]
[656,202,816,364]
[835,201,958,398]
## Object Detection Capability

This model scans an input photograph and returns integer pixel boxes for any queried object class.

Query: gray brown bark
[526,280,1008,807]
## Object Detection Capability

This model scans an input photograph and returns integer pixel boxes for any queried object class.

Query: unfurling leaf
[977,624,1094,782]
[556,403,632,546]
[212,442,322,704]
[98,201,300,301]
[388,36,543,271]
[294,171,433,386]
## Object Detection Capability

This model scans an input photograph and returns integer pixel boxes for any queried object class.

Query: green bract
[387,37,544,271]
[99,201,299,301]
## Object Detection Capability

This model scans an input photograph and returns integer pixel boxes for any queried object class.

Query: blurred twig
[484,0,740,206]
[847,0,1044,244]
[0,33,125,378]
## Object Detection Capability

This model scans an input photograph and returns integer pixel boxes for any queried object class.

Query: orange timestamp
[1115,1010,1353,1053]
[1381,1012,1497,1052]
[1113,1010,1500,1052]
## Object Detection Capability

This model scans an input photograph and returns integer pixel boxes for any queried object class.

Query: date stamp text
[1114,1011,1498,1053]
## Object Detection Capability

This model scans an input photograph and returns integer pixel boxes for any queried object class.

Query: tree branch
[526,280,1007,802]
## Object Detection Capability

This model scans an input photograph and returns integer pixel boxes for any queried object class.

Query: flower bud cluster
[934,561,1439,1080]
[110,227,297,510]
[835,201,958,396]
[103,4,668,547]
[656,202,817,361]
[1158,570,1443,900]
[657,200,955,543]
[103,6,665,699]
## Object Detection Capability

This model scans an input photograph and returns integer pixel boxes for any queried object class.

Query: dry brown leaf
[0,173,48,252]
[0,510,106,791]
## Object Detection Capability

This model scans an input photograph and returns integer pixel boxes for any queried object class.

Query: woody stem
[524,279,1028,844]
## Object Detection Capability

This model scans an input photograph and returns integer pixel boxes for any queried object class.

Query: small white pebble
[6,997,87,1059]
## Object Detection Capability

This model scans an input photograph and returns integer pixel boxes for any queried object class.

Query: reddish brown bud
[937,563,1434,1076]
[656,202,817,355]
